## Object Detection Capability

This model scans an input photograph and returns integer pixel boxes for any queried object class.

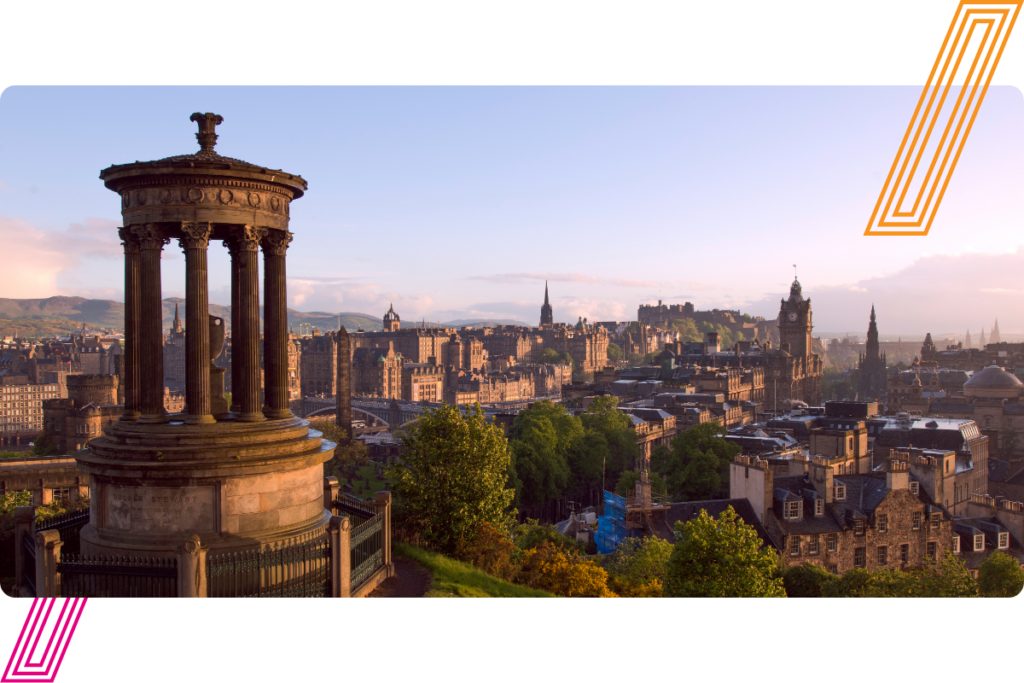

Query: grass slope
[394,542,553,598]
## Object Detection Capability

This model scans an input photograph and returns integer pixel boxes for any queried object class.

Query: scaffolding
[594,471,671,553]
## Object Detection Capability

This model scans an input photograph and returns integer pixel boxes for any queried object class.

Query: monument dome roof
[964,365,1022,391]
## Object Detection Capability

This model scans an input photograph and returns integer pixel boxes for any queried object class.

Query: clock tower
[778,277,812,358]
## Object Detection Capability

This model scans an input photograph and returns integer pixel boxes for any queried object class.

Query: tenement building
[0,374,61,448]
[730,453,955,574]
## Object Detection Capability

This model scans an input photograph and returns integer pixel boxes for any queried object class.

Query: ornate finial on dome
[190,112,224,156]
[789,276,803,302]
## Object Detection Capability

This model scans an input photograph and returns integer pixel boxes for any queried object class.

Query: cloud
[468,272,661,288]
[744,246,1024,335]
[0,216,122,299]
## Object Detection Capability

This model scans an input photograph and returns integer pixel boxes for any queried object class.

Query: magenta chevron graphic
[2,599,86,683]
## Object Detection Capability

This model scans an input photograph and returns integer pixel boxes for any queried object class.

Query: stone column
[225,239,241,414]
[324,475,339,512]
[179,222,216,424]
[177,534,208,597]
[336,326,352,441]
[261,230,293,419]
[35,530,63,598]
[330,515,351,598]
[232,226,266,422]
[118,227,141,421]
[132,224,169,424]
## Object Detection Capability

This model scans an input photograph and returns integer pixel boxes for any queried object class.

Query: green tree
[388,404,515,554]
[977,550,1024,597]
[605,536,674,596]
[507,401,582,510]
[819,550,976,597]
[536,348,573,367]
[782,562,835,597]
[614,469,667,498]
[664,506,785,597]
[655,422,740,501]
[670,319,701,343]
[580,396,641,480]
[606,343,623,361]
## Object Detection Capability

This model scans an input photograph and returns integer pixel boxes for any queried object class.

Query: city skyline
[1,86,1022,334]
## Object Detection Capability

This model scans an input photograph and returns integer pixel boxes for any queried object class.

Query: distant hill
[0,297,527,338]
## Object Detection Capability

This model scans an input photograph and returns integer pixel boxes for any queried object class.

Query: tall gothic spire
[544,280,550,306]
[173,299,182,333]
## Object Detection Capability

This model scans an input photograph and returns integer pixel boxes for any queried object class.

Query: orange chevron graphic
[866,1,1021,236]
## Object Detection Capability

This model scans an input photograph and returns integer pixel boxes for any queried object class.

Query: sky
[0,85,1022,338]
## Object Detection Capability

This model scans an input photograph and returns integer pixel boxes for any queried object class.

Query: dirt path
[367,556,432,597]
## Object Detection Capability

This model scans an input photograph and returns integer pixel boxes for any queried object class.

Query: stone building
[857,306,887,401]
[383,303,401,332]
[0,374,61,448]
[764,278,823,411]
[637,300,772,342]
[730,454,956,574]
[0,455,90,507]
[41,375,120,454]
[402,363,446,402]
[300,331,336,397]
[353,342,403,399]
[956,494,1024,573]
[163,301,186,387]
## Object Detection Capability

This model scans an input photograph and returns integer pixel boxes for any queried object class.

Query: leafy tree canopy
[388,404,515,554]
[606,343,623,361]
[977,550,1024,597]
[615,469,667,498]
[654,422,740,501]
[605,536,674,597]
[664,506,784,597]
[536,348,573,367]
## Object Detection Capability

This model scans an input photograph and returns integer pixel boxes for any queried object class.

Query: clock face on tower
[788,312,797,322]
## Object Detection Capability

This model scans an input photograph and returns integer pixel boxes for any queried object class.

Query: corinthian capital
[130,224,170,251]
[178,221,213,251]
[261,230,293,257]
[118,226,140,254]
[231,225,266,252]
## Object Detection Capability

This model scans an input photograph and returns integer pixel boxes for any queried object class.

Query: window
[854,519,865,536]
[912,512,922,530]
[808,534,819,554]
[815,498,824,516]
[790,535,801,556]
[834,485,846,501]
[786,501,801,520]
[974,534,985,551]
[900,544,909,564]
[998,532,1009,550]
[927,542,937,560]
[877,546,888,565]
[952,536,960,553]
[826,533,837,553]
[878,514,888,533]
[51,488,71,505]
[854,547,866,568]
[828,564,838,574]
[931,513,941,529]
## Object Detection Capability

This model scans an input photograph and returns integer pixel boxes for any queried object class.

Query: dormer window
[834,485,846,501]
[998,532,1009,550]
[815,499,824,516]
[786,501,802,520]
[931,513,941,529]
[974,534,985,551]
[854,519,866,536]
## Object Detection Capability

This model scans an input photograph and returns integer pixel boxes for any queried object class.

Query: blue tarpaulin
[594,491,638,554]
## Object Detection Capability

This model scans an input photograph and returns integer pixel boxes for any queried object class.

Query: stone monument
[75,113,335,557]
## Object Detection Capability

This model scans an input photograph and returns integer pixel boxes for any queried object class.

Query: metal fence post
[35,530,63,598]
[324,476,339,511]
[375,491,392,569]
[13,506,35,595]
[178,534,208,597]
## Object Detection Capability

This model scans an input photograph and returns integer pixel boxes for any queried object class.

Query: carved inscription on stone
[105,485,215,533]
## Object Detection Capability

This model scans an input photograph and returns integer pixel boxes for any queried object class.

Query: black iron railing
[58,554,178,597]
[350,514,384,590]
[21,532,36,597]
[334,494,376,521]
[206,533,330,598]
[36,511,90,556]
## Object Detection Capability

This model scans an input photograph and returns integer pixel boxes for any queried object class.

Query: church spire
[540,281,553,326]
[173,299,182,333]
[544,280,550,306]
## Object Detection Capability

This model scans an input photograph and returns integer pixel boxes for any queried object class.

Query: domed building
[963,365,1024,399]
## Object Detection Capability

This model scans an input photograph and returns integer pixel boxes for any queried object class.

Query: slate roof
[653,498,778,549]
[989,458,1010,483]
